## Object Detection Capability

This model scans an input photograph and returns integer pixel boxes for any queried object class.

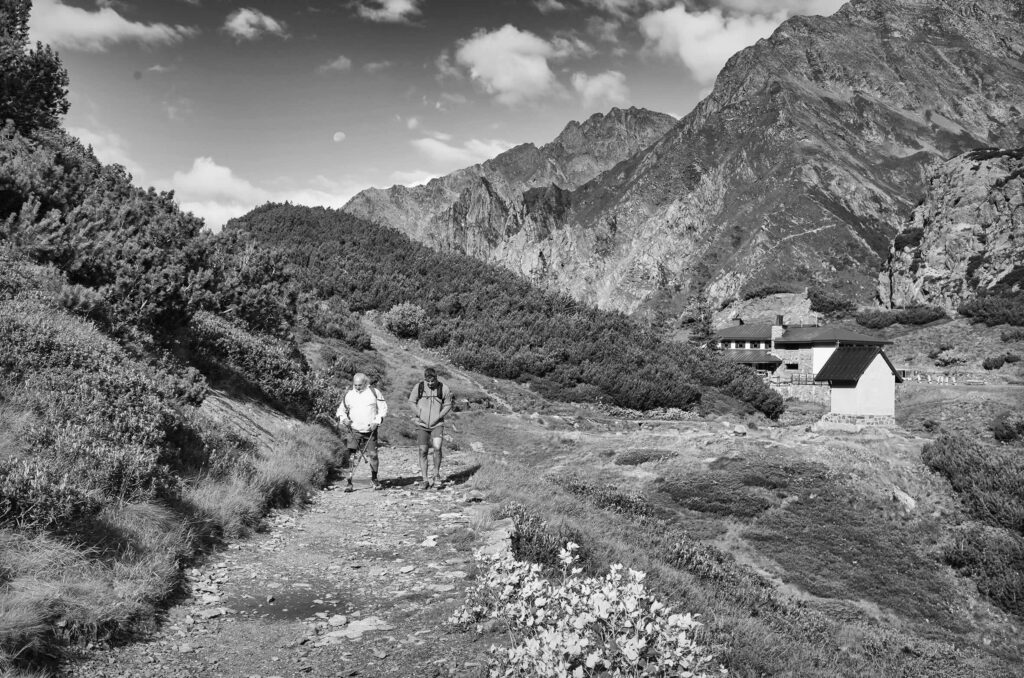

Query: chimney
[771,314,785,346]
[736,317,745,326]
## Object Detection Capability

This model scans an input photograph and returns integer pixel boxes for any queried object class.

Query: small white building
[814,346,903,425]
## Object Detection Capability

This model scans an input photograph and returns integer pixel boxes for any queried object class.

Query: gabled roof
[776,327,891,346]
[714,324,773,341]
[718,349,783,365]
[815,346,903,383]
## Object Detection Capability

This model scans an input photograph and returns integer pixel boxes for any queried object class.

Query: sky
[28,0,845,230]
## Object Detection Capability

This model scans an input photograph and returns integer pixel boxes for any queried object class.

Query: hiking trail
[59,443,507,678]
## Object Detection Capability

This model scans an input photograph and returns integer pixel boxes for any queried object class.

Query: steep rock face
[346,0,1024,318]
[878,148,1024,310]
[342,106,677,254]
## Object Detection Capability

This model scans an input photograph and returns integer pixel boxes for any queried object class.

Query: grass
[453,429,1019,677]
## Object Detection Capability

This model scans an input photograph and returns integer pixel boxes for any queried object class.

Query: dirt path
[59,444,503,678]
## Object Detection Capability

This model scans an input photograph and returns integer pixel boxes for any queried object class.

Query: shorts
[416,425,443,448]
[342,429,378,467]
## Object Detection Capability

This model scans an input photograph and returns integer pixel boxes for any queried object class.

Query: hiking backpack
[416,380,444,401]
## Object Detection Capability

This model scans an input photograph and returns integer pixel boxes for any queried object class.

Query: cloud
[168,157,358,231]
[435,51,462,80]
[411,136,513,168]
[163,96,193,120]
[455,25,559,106]
[585,16,620,42]
[29,0,197,51]
[551,33,595,59]
[319,55,353,72]
[147,64,174,73]
[389,169,439,187]
[333,131,347,142]
[223,8,288,41]
[355,0,422,23]
[572,70,630,108]
[406,117,420,130]
[68,125,144,179]
[715,0,846,16]
[584,0,673,18]
[534,0,567,12]
[365,60,393,73]
[640,5,781,83]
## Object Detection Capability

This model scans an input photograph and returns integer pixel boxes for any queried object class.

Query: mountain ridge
[343,0,1024,320]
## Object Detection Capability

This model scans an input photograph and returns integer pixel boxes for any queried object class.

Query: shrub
[922,435,1024,532]
[1001,328,1024,343]
[742,283,796,300]
[186,311,316,418]
[892,227,925,252]
[933,349,968,367]
[1005,353,1021,364]
[992,411,1024,443]
[944,524,1024,617]
[556,475,657,518]
[808,286,856,316]
[382,302,425,339]
[959,292,1024,327]
[0,458,101,529]
[983,355,1006,370]
[450,545,721,677]
[500,502,590,573]
[856,305,947,329]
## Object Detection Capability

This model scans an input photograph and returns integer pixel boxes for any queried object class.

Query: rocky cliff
[878,147,1024,310]
[346,0,1024,318]
[343,107,677,256]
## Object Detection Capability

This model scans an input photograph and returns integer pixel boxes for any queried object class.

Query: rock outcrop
[878,148,1024,311]
[346,0,1024,319]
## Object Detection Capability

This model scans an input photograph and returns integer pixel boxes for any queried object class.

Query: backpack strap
[416,380,443,401]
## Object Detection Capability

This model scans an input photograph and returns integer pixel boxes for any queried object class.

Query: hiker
[336,373,388,492]
[409,367,453,490]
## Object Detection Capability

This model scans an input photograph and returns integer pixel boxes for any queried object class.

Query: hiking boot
[372,480,384,491]
[420,480,431,490]
[432,478,445,490]
[344,481,354,493]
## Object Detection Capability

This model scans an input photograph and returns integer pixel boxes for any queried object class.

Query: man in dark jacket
[408,367,452,489]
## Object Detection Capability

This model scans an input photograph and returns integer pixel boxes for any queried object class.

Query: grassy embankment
[434,389,1024,677]
[0,251,352,674]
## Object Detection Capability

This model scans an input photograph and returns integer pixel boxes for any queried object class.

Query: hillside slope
[345,0,1024,318]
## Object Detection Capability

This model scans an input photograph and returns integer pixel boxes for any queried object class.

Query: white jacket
[337,386,388,433]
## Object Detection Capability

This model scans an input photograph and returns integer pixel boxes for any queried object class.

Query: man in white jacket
[336,373,388,491]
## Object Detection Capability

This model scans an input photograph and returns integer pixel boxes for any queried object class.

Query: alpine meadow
[2,0,1024,677]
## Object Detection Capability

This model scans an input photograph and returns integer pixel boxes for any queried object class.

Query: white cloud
[319,55,353,72]
[411,136,513,168]
[168,157,358,231]
[365,60,393,73]
[389,169,439,187]
[332,131,347,143]
[716,0,846,16]
[455,25,559,106]
[163,96,193,121]
[584,0,673,18]
[435,51,462,80]
[406,117,420,130]
[640,5,782,84]
[355,0,422,23]
[29,0,197,51]
[223,8,288,41]
[534,0,567,12]
[585,16,620,42]
[147,64,174,73]
[68,126,144,179]
[551,34,596,59]
[572,70,630,109]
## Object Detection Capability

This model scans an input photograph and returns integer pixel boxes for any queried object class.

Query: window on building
[786,363,799,370]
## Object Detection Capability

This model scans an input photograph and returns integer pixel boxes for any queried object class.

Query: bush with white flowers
[451,543,724,677]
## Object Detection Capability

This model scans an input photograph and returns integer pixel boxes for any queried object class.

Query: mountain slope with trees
[229,203,783,418]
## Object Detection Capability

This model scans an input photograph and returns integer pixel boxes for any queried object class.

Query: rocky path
[60,444,506,678]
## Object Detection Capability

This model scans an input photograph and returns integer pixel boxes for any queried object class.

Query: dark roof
[718,349,783,365]
[714,324,772,341]
[814,346,903,383]
[776,327,890,346]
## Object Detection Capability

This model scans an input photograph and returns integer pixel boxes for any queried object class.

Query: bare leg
[431,436,443,487]
[418,445,430,487]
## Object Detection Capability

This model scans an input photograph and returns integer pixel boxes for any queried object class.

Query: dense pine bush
[230,204,784,417]
[959,292,1024,327]
[808,286,856,316]
[855,305,947,329]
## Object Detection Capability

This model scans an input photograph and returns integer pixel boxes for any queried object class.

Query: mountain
[342,106,676,265]
[344,0,1024,319]
[878,147,1024,311]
